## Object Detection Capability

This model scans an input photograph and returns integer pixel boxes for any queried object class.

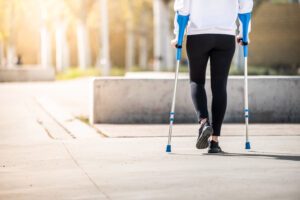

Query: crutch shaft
[166,13,189,152]
[167,61,180,146]
[244,57,249,143]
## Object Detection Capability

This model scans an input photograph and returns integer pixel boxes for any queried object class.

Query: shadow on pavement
[170,151,300,162]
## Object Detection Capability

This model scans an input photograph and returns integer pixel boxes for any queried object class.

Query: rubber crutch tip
[245,142,251,149]
[166,145,172,152]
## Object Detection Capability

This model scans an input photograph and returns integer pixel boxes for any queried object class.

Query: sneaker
[208,140,223,153]
[196,121,213,149]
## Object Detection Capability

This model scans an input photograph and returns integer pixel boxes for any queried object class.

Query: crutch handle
[238,38,248,46]
[176,12,189,61]
[238,13,251,57]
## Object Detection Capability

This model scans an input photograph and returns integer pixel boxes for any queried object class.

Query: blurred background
[0,0,299,80]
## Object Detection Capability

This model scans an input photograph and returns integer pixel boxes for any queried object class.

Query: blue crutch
[238,12,252,150]
[166,13,189,153]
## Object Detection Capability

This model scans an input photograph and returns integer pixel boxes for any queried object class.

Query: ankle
[200,118,207,125]
[212,136,218,142]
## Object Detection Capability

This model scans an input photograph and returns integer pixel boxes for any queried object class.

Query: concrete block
[0,66,55,82]
[90,76,300,123]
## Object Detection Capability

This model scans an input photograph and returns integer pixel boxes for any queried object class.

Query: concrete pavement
[0,79,300,200]
[94,123,300,137]
[0,80,107,200]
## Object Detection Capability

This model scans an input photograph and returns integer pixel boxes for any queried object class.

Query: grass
[111,67,126,76]
[179,65,296,75]
[272,0,290,4]
[76,116,89,124]
[55,67,126,80]
[229,65,300,76]
[229,65,277,75]
[179,65,189,73]
[128,66,152,72]
[55,67,101,80]
[55,65,299,81]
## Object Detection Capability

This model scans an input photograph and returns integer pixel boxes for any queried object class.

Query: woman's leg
[186,35,212,123]
[210,35,236,138]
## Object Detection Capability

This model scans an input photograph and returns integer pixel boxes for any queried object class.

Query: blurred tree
[0,0,7,67]
[153,0,174,71]
[52,0,71,72]
[121,0,152,71]
[0,0,29,68]
[7,0,16,68]
[136,1,152,70]
[55,16,70,72]
[63,0,96,70]
[0,33,4,67]
[40,1,53,69]
[121,0,135,71]
[98,0,111,75]
[0,0,16,68]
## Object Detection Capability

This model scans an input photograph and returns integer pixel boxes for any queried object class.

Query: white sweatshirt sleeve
[238,0,254,38]
[173,0,191,38]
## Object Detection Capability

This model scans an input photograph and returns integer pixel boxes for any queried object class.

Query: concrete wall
[0,67,55,82]
[90,76,300,124]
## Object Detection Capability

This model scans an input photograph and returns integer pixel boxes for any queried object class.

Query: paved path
[95,123,300,137]
[0,79,300,200]
[0,78,91,118]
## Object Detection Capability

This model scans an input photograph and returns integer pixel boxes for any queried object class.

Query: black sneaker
[208,140,223,153]
[196,121,213,149]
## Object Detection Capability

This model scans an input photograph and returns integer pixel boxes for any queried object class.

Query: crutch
[238,12,252,150]
[166,13,189,153]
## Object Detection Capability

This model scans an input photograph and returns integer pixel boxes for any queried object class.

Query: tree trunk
[7,0,16,68]
[7,45,15,68]
[77,21,91,70]
[41,24,52,69]
[139,32,148,70]
[40,4,52,69]
[0,41,4,68]
[138,11,149,70]
[126,20,135,71]
[56,20,69,72]
[153,0,173,71]
[97,0,111,76]
[77,0,91,70]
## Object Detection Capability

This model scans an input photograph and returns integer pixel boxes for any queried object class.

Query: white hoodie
[174,0,253,37]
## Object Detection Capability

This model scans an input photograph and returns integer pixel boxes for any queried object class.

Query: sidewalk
[0,79,299,200]
[94,123,300,137]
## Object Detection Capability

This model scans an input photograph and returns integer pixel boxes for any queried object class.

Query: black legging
[186,34,235,136]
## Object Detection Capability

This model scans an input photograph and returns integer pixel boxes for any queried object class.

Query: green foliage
[230,66,272,75]
[271,0,290,4]
[110,67,126,76]
[76,116,89,124]
[55,67,101,80]
[161,64,300,76]
[55,67,127,80]
[229,65,300,76]
[128,66,151,72]
[179,65,189,73]
[55,64,299,80]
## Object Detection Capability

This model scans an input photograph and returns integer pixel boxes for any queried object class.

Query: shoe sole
[208,148,223,153]
[196,126,213,149]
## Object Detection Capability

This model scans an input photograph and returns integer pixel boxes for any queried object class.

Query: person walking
[171,0,253,153]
